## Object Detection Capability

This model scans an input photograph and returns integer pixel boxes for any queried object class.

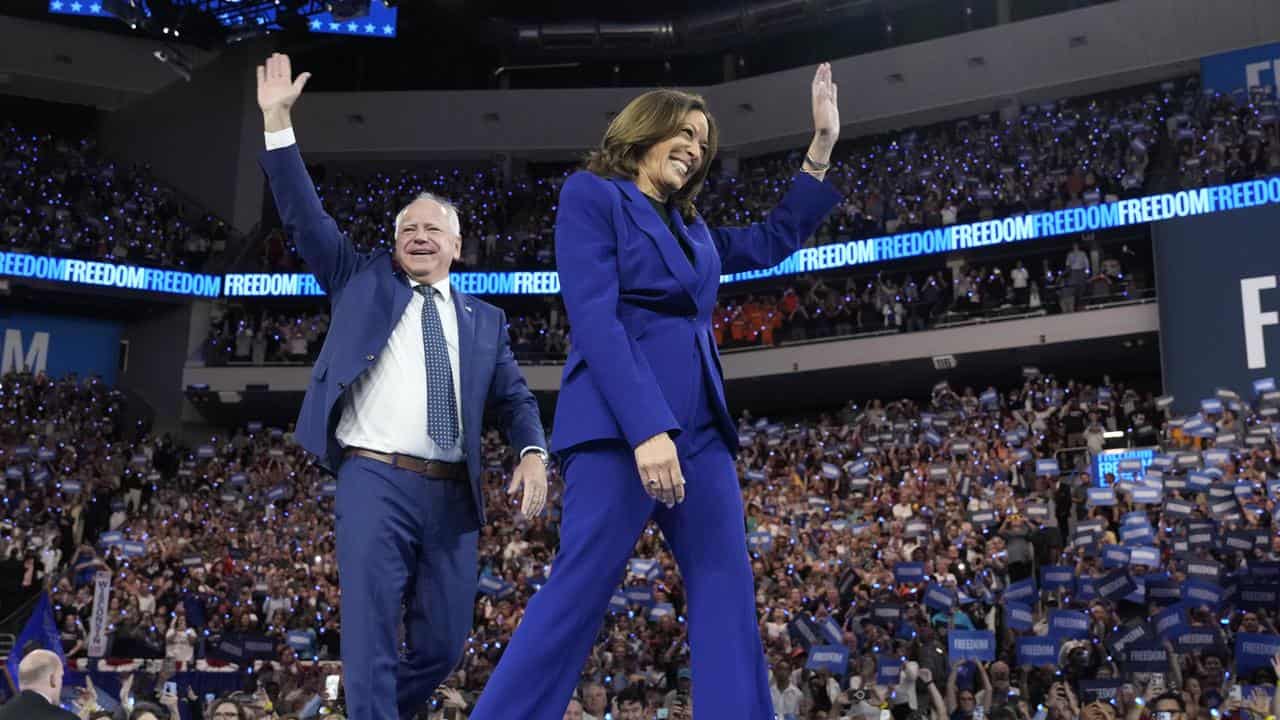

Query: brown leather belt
[344,448,466,481]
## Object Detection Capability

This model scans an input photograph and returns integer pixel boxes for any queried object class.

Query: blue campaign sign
[924,583,957,612]
[1093,447,1158,486]
[806,645,850,675]
[1235,633,1280,676]
[1080,679,1125,704]
[1004,602,1034,632]
[1041,565,1076,591]
[1156,199,1280,415]
[1087,487,1117,507]
[949,630,996,663]
[0,312,123,384]
[876,655,903,685]
[1048,609,1090,639]
[1172,625,1222,652]
[1003,577,1038,604]
[894,562,926,583]
[1181,579,1225,608]
[1017,636,1059,666]
[1152,604,1186,639]
[1201,42,1280,102]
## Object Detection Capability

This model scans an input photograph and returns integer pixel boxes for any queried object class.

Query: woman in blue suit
[472,64,843,719]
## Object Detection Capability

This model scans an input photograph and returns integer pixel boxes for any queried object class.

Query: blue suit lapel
[452,286,478,421]
[615,179,700,302]
[670,211,715,301]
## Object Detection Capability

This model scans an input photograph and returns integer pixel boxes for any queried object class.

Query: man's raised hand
[256,53,311,131]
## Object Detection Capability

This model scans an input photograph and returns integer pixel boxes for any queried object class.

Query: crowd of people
[257,75,1277,275]
[0,122,232,272]
[3,75,1279,280]
[203,236,1151,365]
[4,360,1280,720]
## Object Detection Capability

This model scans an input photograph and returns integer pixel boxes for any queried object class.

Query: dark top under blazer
[259,145,546,525]
[550,170,842,454]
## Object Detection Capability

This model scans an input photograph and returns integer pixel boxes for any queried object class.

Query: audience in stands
[4,77,1279,281]
[0,122,231,271]
[4,367,1280,720]
[204,237,1152,363]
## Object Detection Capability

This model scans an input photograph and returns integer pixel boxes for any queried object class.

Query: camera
[852,689,868,703]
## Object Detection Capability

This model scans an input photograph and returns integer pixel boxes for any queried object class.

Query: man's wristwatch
[522,448,549,466]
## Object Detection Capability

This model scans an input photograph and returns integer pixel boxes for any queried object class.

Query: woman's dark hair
[584,88,719,222]
[208,698,249,720]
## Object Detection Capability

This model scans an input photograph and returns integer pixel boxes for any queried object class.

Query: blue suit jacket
[260,145,545,524]
[550,170,841,454]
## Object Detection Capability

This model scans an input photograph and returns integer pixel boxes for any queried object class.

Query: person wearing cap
[664,668,693,708]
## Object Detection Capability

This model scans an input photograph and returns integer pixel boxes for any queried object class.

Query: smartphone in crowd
[324,674,341,702]
[164,682,178,697]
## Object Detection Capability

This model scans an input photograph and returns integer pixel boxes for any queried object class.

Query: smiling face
[393,197,461,285]
[635,109,709,202]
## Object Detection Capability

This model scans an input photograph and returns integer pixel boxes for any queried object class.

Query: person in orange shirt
[712,303,729,346]
[730,306,749,345]
[743,295,766,345]
[760,296,784,346]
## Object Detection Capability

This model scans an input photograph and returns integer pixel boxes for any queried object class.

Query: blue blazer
[260,145,546,524]
[550,170,841,454]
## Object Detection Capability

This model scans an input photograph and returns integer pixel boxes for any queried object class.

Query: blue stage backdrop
[1201,42,1280,102]
[1155,200,1280,416]
[0,311,123,384]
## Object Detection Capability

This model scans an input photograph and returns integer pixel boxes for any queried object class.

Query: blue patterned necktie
[415,285,459,450]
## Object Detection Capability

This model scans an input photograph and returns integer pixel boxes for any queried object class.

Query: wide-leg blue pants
[334,455,479,720]
[470,428,773,719]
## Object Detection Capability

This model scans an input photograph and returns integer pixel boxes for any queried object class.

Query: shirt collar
[409,275,452,304]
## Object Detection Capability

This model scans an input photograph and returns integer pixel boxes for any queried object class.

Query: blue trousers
[470,431,773,719]
[335,456,479,720]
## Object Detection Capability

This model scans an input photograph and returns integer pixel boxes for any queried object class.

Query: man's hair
[584,88,719,222]
[16,649,60,689]
[394,192,461,237]
[129,702,168,720]
[1152,693,1186,713]
[617,685,646,707]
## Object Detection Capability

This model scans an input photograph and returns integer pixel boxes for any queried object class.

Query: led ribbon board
[5,178,1280,298]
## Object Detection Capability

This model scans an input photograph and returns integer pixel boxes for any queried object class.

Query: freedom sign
[949,630,996,662]
[1017,636,1059,666]
[806,645,850,675]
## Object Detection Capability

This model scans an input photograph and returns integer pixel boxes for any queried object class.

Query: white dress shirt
[335,276,466,462]
[266,128,545,463]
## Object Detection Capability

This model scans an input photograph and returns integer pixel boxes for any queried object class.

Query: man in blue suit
[254,53,548,720]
